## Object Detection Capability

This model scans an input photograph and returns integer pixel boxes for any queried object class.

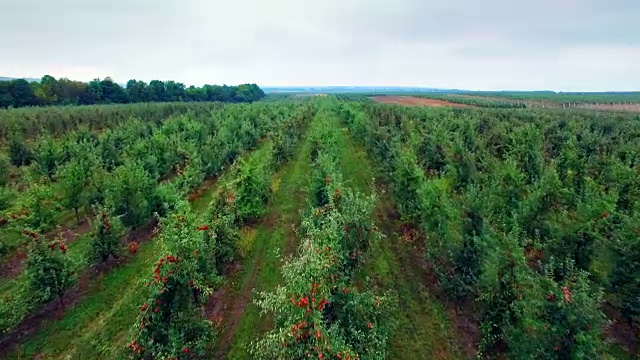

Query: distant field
[449,94,640,112]
[371,95,473,108]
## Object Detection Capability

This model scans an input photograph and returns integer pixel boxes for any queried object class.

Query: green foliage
[273,105,313,163]
[154,182,183,217]
[24,230,72,306]
[0,152,10,186]
[420,91,640,108]
[336,189,380,277]
[234,150,273,222]
[34,137,61,180]
[26,183,57,232]
[8,136,33,166]
[254,112,393,360]
[392,148,427,223]
[491,258,606,359]
[609,228,640,324]
[477,225,529,354]
[253,190,392,360]
[419,177,461,284]
[89,211,125,264]
[11,79,38,107]
[174,151,205,195]
[310,151,339,208]
[0,185,12,212]
[7,96,640,358]
[58,148,99,223]
[309,121,341,207]
[445,187,484,299]
[128,203,218,359]
[0,101,305,343]
[0,75,265,110]
[122,102,307,358]
[105,161,155,228]
[205,187,241,272]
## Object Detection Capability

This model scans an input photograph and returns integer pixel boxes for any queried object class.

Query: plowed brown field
[371,96,473,108]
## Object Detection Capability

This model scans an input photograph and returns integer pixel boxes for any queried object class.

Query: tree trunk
[74,207,80,225]
[192,287,201,304]
[58,293,65,310]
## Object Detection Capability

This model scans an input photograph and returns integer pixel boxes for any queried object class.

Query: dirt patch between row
[603,303,640,355]
[371,96,474,108]
[0,219,92,281]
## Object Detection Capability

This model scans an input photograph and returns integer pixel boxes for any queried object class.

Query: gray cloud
[1,0,639,90]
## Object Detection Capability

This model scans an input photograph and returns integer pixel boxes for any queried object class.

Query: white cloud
[1,0,639,91]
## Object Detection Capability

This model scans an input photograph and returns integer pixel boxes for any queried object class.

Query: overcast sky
[2,0,639,91]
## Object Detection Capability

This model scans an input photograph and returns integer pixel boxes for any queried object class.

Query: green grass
[6,145,272,360]
[359,221,467,359]
[604,343,636,360]
[339,128,467,359]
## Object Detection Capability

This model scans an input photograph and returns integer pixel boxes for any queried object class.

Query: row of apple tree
[0,103,304,254]
[126,100,314,358]
[251,107,395,360]
[0,102,311,335]
[340,101,640,358]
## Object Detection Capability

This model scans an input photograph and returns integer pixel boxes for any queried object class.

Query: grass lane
[338,128,469,360]
[216,118,315,359]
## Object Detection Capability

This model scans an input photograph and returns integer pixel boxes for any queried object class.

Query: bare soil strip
[371,96,474,108]
[0,220,91,280]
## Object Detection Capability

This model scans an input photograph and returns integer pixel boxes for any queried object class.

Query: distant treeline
[0,76,265,108]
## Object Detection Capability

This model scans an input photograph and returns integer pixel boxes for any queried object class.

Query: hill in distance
[0,76,41,83]
[262,86,640,96]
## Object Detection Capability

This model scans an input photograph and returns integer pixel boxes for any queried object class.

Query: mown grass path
[215,119,315,359]
[338,127,470,360]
